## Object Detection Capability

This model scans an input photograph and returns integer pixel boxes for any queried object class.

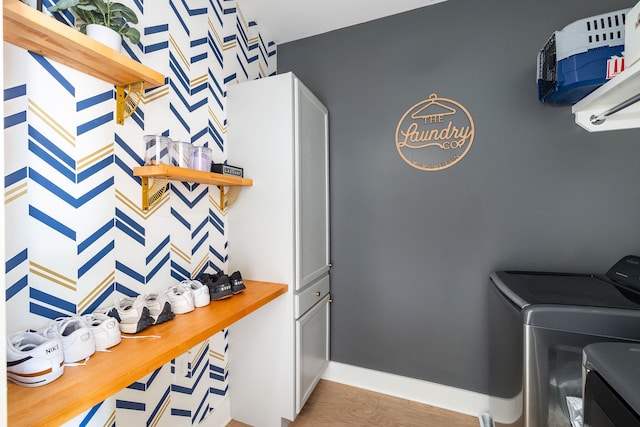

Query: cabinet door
[295,79,330,291]
[295,293,330,414]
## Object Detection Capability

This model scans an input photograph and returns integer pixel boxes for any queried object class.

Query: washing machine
[582,342,640,427]
[488,255,640,427]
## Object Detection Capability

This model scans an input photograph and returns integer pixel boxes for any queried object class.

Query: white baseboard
[321,361,521,424]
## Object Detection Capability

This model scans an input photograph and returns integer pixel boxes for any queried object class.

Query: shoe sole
[7,362,64,387]
[231,283,246,294]
[94,335,121,351]
[210,288,234,300]
[172,304,195,315]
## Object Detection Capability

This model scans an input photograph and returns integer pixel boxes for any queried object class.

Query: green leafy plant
[48,0,140,45]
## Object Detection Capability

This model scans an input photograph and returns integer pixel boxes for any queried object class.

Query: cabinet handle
[329,299,333,303]
[315,291,321,296]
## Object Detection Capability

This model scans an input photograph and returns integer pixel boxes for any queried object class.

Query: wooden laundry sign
[395,93,475,171]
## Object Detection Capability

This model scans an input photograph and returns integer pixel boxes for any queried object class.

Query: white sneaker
[83,313,121,351]
[166,285,195,314]
[6,330,64,387]
[100,296,155,334]
[144,292,175,324]
[40,316,96,364]
[181,279,210,307]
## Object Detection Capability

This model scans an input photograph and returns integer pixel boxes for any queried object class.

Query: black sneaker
[229,271,246,294]
[197,273,215,287]
[200,272,233,300]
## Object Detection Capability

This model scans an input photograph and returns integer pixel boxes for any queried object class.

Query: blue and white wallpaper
[3,0,276,425]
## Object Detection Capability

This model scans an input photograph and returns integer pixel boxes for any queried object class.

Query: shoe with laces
[40,316,96,364]
[229,271,246,294]
[144,292,175,324]
[83,313,121,351]
[6,330,64,387]
[199,272,234,301]
[101,296,155,334]
[166,285,195,314]
[181,279,210,307]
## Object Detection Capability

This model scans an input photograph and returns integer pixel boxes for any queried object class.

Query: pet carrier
[537,8,630,104]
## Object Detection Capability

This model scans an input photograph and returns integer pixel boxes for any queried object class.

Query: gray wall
[278,0,640,395]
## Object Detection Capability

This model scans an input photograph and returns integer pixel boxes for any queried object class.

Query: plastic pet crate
[537,8,630,104]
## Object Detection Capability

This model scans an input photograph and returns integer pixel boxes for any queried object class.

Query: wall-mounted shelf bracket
[116,82,144,125]
[218,185,242,210]
[140,175,169,211]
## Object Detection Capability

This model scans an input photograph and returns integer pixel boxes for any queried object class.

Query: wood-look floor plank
[227,379,479,426]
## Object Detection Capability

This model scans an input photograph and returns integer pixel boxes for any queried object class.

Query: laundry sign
[395,93,475,171]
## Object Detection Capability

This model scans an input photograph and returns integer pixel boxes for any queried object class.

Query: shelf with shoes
[6,280,287,427]
[132,165,253,211]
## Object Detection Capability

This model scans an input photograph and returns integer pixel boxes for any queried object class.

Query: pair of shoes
[144,292,176,324]
[82,313,121,351]
[229,271,246,294]
[149,279,209,316]
[198,270,245,301]
[6,330,64,387]
[7,313,120,386]
[97,279,211,334]
[165,284,194,314]
[180,279,210,307]
[100,297,155,334]
[199,272,232,300]
[40,316,96,364]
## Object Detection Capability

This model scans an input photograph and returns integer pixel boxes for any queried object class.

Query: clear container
[190,146,212,171]
[169,141,194,168]
[144,135,171,165]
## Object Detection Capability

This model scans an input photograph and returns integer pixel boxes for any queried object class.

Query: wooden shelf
[7,280,288,427]
[133,165,253,187]
[133,165,253,210]
[3,0,165,89]
[572,59,640,132]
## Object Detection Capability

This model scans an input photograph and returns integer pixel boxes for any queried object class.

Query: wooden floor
[227,379,479,426]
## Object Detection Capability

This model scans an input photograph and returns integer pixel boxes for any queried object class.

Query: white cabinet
[226,72,330,426]
[296,293,330,412]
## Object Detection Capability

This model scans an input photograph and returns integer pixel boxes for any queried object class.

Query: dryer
[582,342,640,427]
[488,256,640,427]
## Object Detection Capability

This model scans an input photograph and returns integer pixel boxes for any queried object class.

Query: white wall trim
[322,361,521,424]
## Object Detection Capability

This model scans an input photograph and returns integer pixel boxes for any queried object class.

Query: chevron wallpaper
[3,0,276,425]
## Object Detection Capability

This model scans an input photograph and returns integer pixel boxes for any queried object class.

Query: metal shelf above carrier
[589,92,640,125]
[572,59,640,132]
[133,165,253,211]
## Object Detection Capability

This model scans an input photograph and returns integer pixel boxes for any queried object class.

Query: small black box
[211,163,243,178]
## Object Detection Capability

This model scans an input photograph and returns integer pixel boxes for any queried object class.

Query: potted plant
[48,0,140,51]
